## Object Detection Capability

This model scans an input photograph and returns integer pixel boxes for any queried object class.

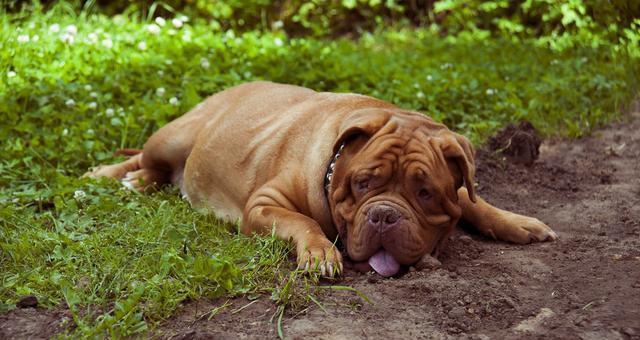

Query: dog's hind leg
[84,152,143,181]
[457,187,558,244]
[84,151,170,191]
[85,95,218,191]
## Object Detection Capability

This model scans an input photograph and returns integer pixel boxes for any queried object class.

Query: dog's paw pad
[121,175,137,190]
[120,169,161,192]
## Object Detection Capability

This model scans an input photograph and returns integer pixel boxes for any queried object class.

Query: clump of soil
[16,296,38,309]
[487,120,542,166]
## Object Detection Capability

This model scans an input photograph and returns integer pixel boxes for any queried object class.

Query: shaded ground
[2,109,639,339]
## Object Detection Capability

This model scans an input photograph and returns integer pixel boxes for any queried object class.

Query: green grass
[1,4,638,338]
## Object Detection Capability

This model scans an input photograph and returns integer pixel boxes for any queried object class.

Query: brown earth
[2,109,639,340]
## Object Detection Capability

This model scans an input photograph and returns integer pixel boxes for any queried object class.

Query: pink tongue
[368,249,400,277]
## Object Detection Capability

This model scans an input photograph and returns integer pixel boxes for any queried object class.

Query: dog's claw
[297,240,343,278]
[524,218,558,243]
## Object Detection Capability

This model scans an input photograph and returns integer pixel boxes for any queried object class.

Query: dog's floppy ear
[333,108,393,153]
[437,131,476,203]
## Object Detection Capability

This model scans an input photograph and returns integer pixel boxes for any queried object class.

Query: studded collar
[324,142,346,198]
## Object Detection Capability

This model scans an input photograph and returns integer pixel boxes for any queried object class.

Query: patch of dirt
[0,307,71,340]
[2,110,639,340]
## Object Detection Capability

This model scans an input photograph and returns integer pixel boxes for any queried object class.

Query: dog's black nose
[367,204,402,232]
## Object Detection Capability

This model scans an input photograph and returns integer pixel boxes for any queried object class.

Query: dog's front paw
[498,213,558,244]
[297,238,343,278]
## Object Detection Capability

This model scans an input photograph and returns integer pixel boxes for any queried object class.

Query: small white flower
[416,91,425,99]
[155,17,166,27]
[50,24,60,33]
[274,37,283,47]
[426,75,433,81]
[178,15,189,22]
[169,97,179,105]
[87,129,94,135]
[65,99,76,107]
[165,59,173,65]
[28,22,36,29]
[88,102,97,109]
[105,108,115,117]
[60,33,75,44]
[89,91,98,98]
[486,88,496,96]
[146,24,161,35]
[74,190,86,200]
[182,33,191,42]
[168,29,177,36]
[7,71,16,78]
[32,35,39,42]
[440,63,453,70]
[156,87,166,96]
[137,41,147,50]
[65,25,78,36]
[273,20,284,29]
[84,84,92,91]
[17,34,29,43]
[157,70,164,76]
[243,71,252,79]
[102,38,113,49]
[62,128,69,135]
[172,18,183,28]
[200,58,210,69]
[87,32,98,44]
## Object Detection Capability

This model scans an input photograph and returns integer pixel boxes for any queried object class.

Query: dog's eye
[418,188,431,199]
[354,178,370,192]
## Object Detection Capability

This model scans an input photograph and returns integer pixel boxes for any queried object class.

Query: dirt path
[2,110,639,339]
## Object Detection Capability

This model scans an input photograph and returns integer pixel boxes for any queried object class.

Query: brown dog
[86,81,557,277]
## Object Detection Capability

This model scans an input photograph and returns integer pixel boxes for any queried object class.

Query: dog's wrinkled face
[329,109,476,276]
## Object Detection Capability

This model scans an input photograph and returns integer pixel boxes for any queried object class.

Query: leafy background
[1,0,639,337]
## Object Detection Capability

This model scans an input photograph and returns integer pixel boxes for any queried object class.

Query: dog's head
[328,108,476,276]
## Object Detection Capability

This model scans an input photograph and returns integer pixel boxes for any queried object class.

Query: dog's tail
[115,148,143,157]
